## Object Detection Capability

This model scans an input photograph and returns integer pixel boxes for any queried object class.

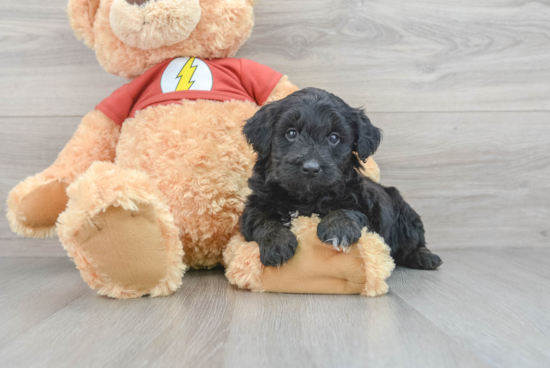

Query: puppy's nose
[301,160,321,176]
[126,0,150,4]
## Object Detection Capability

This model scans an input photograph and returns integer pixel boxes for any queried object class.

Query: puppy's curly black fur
[240,88,442,270]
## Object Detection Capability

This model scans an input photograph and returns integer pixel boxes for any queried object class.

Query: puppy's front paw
[317,210,367,251]
[258,228,298,267]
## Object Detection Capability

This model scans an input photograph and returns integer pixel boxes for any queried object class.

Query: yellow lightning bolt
[176,57,197,91]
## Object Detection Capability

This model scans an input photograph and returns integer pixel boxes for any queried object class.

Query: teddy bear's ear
[68,0,100,48]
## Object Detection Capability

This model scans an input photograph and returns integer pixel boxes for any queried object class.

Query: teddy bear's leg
[263,75,299,104]
[56,162,186,299]
[7,110,119,238]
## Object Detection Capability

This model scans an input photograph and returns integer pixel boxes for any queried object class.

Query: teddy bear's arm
[7,110,120,238]
[263,75,299,105]
[359,156,380,183]
[225,215,395,296]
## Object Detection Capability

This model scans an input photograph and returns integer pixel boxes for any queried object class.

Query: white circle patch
[160,57,213,93]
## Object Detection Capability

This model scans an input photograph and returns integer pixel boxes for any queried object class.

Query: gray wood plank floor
[0,248,549,368]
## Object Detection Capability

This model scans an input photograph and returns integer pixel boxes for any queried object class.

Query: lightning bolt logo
[175,57,197,91]
[160,57,213,93]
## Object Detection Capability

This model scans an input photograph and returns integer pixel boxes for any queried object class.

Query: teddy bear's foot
[74,204,177,298]
[7,177,69,238]
[57,162,186,299]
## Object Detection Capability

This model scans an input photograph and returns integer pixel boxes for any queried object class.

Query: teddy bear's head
[69,0,255,78]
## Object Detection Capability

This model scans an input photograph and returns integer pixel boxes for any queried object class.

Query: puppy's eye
[328,133,340,144]
[286,128,298,140]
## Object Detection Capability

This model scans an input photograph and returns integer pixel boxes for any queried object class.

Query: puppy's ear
[243,102,279,158]
[351,108,382,161]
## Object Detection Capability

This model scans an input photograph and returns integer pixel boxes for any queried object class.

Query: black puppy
[240,88,442,270]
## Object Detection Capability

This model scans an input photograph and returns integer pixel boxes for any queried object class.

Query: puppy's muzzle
[301,159,321,177]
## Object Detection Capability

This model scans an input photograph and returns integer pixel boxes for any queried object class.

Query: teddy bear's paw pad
[75,204,171,296]
[18,181,69,229]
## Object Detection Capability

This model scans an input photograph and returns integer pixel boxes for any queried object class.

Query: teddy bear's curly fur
[7,0,381,299]
[225,215,395,296]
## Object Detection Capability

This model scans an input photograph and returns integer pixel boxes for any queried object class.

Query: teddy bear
[6,0,384,298]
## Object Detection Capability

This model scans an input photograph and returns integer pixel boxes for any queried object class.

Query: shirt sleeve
[240,59,283,106]
[95,85,134,126]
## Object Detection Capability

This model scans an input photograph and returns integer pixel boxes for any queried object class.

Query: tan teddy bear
[7,0,388,299]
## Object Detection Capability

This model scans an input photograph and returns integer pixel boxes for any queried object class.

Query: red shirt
[96,58,283,126]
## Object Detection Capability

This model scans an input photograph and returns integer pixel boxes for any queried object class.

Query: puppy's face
[244,88,381,195]
[268,100,354,193]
